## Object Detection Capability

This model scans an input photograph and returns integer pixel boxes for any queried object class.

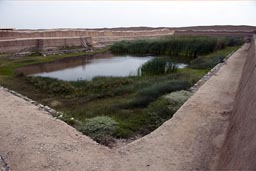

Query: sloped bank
[0,43,248,171]
[116,43,249,171]
[216,35,256,169]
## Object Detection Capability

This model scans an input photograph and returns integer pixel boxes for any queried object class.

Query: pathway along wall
[217,35,256,170]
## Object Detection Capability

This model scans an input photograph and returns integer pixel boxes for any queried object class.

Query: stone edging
[0,155,10,171]
[0,86,62,117]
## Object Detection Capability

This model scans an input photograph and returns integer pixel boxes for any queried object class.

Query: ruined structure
[1,26,255,54]
[0,38,252,171]
[0,27,256,170]
[216,35,256,170]
[0,28,174,53]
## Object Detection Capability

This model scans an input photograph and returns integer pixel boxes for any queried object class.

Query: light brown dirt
[217,36,256,170]
[0,44,248,171]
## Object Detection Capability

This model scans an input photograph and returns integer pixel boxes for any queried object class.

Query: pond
[17,53,187,81]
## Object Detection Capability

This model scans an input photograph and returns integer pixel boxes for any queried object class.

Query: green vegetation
[0,36,242,145]
[110,36,243,58]
[190,46,238,69]
[139,58,177,76]
[143,98,174,130]
[27,77,75,95]
[165,90,192,111]
[123,79,191,108]
[79,116,118,145]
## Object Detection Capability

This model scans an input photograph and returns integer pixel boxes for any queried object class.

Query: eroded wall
[0,29,173,39]
[174,30,253,37]
[217,35,256,170]
[0,37,92,53]
[0,29,174,53]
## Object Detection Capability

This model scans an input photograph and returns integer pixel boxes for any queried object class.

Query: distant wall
[38,37,92,51]
[0,29,173,39]
[0,39,38,53]
[0,29,174,53]
[1,28,253,54]
[217,35,256,170]
[174,30,253,37]
[0,37,92,53]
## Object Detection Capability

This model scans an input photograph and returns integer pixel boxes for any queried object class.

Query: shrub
[190,55,225,69]
[114,127,134,138]
[26,76,75,95]
[138,58,177,76]
[79,116,118,145]
[122,96,155,108]
[123,79,191,108]
[144,98,175,130]
[165,90,192,111]
[138,79,191,99]
[110,36,241,58]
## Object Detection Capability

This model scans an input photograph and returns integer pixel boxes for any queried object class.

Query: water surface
[33,56,154,81]
[18,54,187,81]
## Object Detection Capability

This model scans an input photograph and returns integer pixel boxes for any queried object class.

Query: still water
[18,54,187,81]
[33,55,154,81]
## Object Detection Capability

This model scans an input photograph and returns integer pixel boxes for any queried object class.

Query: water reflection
[17,54,187,81]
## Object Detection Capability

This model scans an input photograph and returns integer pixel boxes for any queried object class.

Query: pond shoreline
[0,47,237,148]
[0,36,242,146]
[16,53,189,81]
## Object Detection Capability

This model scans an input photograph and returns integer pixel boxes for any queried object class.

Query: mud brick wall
[0,37,92,53]
[0,29,174,39]
[0,39,38,53]
[217,35,256,170]
[0,29,174,53]
[174,30,253,37]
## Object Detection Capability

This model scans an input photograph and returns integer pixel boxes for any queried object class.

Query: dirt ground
[0,44,248,171]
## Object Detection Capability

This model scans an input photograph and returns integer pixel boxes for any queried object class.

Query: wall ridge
[216,35,256,170]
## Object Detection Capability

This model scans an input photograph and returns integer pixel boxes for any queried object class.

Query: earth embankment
[0,43,249,170]
[216,36,256,170]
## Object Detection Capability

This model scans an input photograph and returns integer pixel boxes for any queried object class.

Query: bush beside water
[110,36,243,58]
[190,55,225,69]
[139,58,177,76]
[26,76,75,95]
[0,36,242,146]
[123,79,191,108]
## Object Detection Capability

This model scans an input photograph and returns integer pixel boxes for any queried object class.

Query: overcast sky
[0,1,256,29]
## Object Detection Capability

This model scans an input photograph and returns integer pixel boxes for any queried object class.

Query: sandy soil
[0,44,248,171]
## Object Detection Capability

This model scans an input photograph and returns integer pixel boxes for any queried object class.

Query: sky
[0,1,256,29]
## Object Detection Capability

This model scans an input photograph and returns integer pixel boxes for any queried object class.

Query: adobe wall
[174,30,253,37]
[38,37,92,51]
[0,29,174,53]
[216,35,256,170]
[0,29,173,39]
[1,28,252,54]
[0,39,38,53]
[0,37,92,53]
[0,30,251,171]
